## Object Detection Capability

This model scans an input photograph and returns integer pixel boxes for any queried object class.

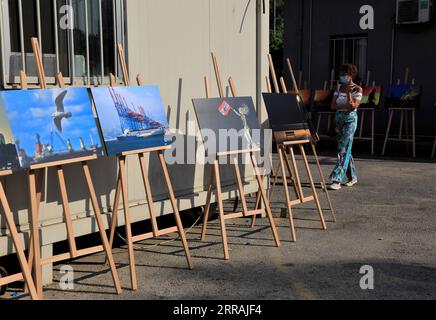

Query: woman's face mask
[340,75,351,84]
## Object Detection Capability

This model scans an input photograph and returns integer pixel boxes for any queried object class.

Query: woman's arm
[347,86,363,110]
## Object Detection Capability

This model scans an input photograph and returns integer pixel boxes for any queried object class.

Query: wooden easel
[259,55,335,242]
[24,38,122,299]
[0,170,39,300]
[107,44,193,291]
[382,107,416,158]
[199,53,280,260]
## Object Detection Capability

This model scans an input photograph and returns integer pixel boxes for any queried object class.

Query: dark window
[329,35,368,85]
[1,0,126,86]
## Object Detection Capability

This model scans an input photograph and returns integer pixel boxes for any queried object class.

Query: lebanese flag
[217,101,232,116]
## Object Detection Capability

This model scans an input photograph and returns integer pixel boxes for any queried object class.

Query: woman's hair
[340,64,358,79]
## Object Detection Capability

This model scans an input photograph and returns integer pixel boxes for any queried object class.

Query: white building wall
[0,0,270,259]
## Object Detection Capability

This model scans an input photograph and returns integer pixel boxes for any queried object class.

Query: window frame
[329,34,368,86]
[0,0,127,88]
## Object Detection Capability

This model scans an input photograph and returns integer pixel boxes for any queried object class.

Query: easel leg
[82,162,122,294]
[25,169,43,294]
[109,170,122,248]
[158,152,193,269]
[28,170,43,299]
[119,156,137,290]
[0,180,39,300]
[232,157,249,216]
[359,110,365,139]
[278,148,296,242]
[311,143,336,223]
[299,145,327,230]
[288,146,304,202]
[56,166,78,258]
[213,160,230,260]
[283,147,301,201]
[412,110,416,158]
[138,153,160,237]
[382,110,394,156]
[250,154,281,247]
[399,110,404,140]
[250,188,262,228]
[268,162,282,201]
[201,168,215,240]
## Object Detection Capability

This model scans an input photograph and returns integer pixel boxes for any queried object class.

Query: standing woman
[329,64,363,190]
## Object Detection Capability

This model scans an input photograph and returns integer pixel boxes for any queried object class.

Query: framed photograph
[0,88,103,170]
[192,97,262,155]
[361,86,383,108]
[90,86,173,156]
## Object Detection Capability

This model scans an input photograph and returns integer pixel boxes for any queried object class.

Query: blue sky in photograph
[91,86,168,140]
[1,88,101,157]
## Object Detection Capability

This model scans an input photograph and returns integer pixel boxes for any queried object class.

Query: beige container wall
[0,0,270,256]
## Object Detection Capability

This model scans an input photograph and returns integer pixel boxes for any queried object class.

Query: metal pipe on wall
[308,0,313,86]
[390,17,396,84]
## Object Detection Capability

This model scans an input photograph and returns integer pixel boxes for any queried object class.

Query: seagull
[52,90,72,133]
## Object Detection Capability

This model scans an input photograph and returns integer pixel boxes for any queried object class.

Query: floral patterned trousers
[329,111,358,183]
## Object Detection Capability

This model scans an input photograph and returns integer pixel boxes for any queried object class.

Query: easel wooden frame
[198,53,280,260]
[0,170,39,300]
[259,55,335,241]
[23,38,122,299]
[355,107,376,156]
[382,107,416,158]
[107,44,193,291]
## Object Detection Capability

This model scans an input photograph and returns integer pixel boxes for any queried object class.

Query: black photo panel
[192,97,262,155]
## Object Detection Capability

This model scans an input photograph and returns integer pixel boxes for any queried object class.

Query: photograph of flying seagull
[52,90,72,133]
[0,87,103,169]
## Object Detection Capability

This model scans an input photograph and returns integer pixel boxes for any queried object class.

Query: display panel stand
[253,55,335,242]
[200,148,281,260]
[23,38,122,299]
[0,171,39,300]
[201,56,280,260]
[107,44,193,291]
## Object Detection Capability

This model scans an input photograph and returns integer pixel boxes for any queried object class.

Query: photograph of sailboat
[90,86,173,156]
[0,88,103,169]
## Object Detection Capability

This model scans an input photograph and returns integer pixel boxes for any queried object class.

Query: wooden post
[266,76,272,93]
[211,52,224,98]
[267,54,280,93]
[280,77,288,94]
[228,77,238,97]
[31,37,47,89]
[136,74,144,86]
[204,76,211,98]
[117,43,130,86]
[20,70,28,89]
